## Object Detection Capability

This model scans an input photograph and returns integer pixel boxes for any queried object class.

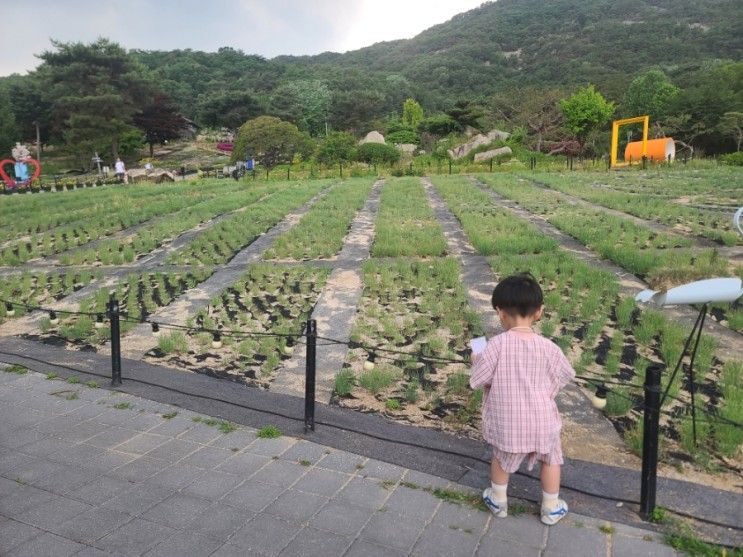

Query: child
[470,273,575,525]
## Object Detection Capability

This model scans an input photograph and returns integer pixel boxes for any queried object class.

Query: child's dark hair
[491,273,543,317]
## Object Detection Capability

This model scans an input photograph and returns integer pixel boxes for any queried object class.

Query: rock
[359,131,385,144]
[128,168,176,183]
[395,143,418,155]
[474,146,513,163]
[448,129,511,159]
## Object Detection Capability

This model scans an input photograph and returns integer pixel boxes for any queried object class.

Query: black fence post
[304,319,317,432]
[287,164,290,180]
[448,160,452,175]
[642,156,647,170]
[108,295,122,386]
[339,162,343,179]
[640,363,662,520]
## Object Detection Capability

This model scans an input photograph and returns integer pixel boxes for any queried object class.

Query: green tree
[38,38,154,160]
[4,74,52,148]
[446,100,484,130]
[356,142,400,165]
[231,116,314,173]
[418,114,461,136]
[316,131,356,166]
[718,112,743,151]
[196,90,263,131]
[559,85,615,151]
[0,86,17,157]
[402,98,424,129]
[622,70,680,122]
[271,80,331,136]
[134,94,190,156]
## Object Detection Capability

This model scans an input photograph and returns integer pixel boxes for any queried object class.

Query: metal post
[640,363,662,520]
[287,164,290,180]
[181,166,186,181]
[642,156,647,170]
[489,158,493,172]
[339,162,343,179]
[304,319,317,432]
[448,160,452,175]
[108,295,122,386]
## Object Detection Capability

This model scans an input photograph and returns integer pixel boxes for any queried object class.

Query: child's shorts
[492,443,563,473]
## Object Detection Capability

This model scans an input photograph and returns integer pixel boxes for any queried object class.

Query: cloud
[0,0,483,76]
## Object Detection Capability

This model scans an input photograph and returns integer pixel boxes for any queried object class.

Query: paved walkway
[0,366,677,556]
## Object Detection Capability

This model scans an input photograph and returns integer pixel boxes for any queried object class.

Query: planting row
[0,181,245,266]
[335,258,484,433]
[478,174,736,290]
[0,180,230,245]
[372,177,447,257]
[264,178,375,260]
[169,180,331,266]
[0,271,101,324]
[532,172,741,246]
[31,270,212,346]
[59,182,281,266]
[147,265,328,388]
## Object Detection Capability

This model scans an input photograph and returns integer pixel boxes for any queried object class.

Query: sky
[0,0,486,76]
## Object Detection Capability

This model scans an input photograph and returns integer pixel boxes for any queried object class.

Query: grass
[257,425,282,438]
[45,372,58,380]
[372,177,447,257]
[429,487,488,512]
[112,402,131,410]
[359,366,400,395]
[4,364,28,374]
[158,331,189,355]
[162,411,178,420]
[334,369,356,396]
[66,376,80,384]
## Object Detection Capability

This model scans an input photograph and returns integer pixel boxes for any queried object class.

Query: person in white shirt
[115,158,126,182]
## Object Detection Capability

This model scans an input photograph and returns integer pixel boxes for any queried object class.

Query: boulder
[448,129,511,159]
[128,168,176,183]
[359,131,385,145]
[474,146,513,163]
[395,143,417,155]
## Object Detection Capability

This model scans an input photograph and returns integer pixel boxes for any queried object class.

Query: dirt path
[471,177,743,362]
[272,180,384,401]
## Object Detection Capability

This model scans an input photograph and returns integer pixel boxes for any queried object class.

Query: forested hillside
[1,0,741,160]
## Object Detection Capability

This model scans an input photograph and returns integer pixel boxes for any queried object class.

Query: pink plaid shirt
[470,330,575,453]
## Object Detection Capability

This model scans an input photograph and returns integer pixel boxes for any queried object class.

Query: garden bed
[145,265,328,387]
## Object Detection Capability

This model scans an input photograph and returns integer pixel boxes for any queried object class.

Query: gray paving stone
[486,514,547,549]
[208,428,257,450]
[412,523,482,557]
[7,531,88,557]
[16,436,71,457]
[263,489,328,521]
[74,547,119,557]
[186,502,254,540]
[230,513,302,556]
[360,510,427,551]
[144,438,200,462]
[246,436,296,457]
[345,539,406,557]
[102,483,176,516]
[475,538,540,557]
[359,458,406,481]
[211,543,269,557]
[182,469,244,500]
[96,517,175,556]
[402,469,451,490]
[309,500,375,536]
[221,479,286,512]
[383,485,440,521]
[177,424,224,444]
[250,459,308,486]
[49,420,103,442]
[108,456,168,481]
[143,530,223,557]
[141,493,213,529]
[0,518,44,553]
[0,427,47,449]
[278,526,351,557]
[279,440,328,464]
[0,475,22,497]
[178,445,234,469]
[15,493,93,530]
[612,533,678,557]
[145,463,207,489]
[50,506,132,544]
[114,433,169,455]
[292,467,350,496]
[67,475,132,505]
[11,457,64,484]
[216,450,271,476]
[0,484,56,515]
[335,477,391,510]
[146,416,195,437]
[543,522,607,557]
[430,500,490,533]
[317,450,366,473]
[30,463,98,495]
[0,452,37,474]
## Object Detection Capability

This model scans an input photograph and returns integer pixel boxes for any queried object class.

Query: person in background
[470,273,575,525]
[115,157,126,183]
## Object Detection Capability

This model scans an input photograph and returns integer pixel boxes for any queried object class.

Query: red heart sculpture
[0,158,42,188]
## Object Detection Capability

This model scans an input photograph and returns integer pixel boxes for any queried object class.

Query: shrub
[386,128,420,146]
[720,151,743,166]
[334,369,356,396]
[359,366,399,394]
[257,425,281,438]
[356,143,400,165]
[385,399,401,410]
[158,331,189,354]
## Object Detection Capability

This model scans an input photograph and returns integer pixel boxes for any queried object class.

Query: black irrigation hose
[0,349,740,533]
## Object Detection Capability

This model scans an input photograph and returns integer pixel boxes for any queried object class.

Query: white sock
[490,482,508,503]
[542,490,559,509]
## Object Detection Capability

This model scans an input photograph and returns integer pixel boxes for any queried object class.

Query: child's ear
[535,305,545,321]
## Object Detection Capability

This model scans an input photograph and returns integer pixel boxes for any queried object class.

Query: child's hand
[470,352,480,365]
